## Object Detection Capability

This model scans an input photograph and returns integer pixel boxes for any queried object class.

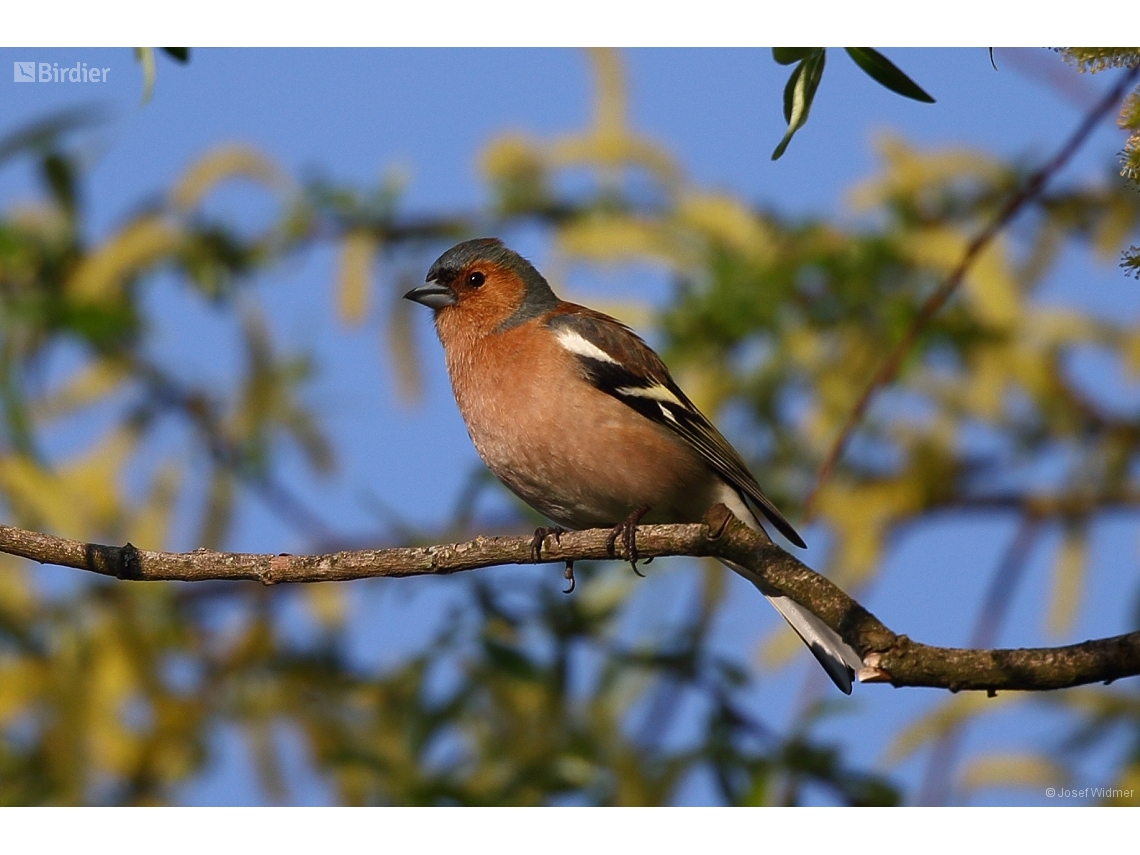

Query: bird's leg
[607,504,651,576]
[562,560,576,594]
[531,525,565,562]
[531,527,575,593]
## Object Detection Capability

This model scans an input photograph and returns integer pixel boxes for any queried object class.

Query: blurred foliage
[2,48,1140,805]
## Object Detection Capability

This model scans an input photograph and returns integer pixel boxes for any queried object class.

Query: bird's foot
[607,504,651,576]
[562,560,576,594]
[531,525,565,562]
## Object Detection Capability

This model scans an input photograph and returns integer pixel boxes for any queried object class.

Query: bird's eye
[466,271,485,288]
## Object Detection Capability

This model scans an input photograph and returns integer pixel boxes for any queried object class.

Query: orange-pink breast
[441,321,716,529]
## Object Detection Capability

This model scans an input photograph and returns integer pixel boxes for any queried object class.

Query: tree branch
[1,505,1137,693]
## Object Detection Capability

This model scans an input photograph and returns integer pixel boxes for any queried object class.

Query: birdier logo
[13,61,110,83]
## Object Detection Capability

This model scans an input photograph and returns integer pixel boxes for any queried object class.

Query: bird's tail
[714,488,862,694]
[721,558,860,694]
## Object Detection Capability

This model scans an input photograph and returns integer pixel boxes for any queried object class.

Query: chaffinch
[405,238,861,693]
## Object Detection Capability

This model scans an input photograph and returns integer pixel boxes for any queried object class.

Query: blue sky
[1,47,1138,805]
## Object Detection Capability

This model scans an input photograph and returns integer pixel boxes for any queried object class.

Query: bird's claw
[562,560,575,594]
[531,525,565,562]
[529,527,575,593]
[607,504,651,575]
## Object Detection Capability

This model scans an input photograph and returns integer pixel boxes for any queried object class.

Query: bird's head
[405,238,558,339]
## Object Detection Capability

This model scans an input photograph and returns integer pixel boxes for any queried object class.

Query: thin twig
[803,65,1140,520]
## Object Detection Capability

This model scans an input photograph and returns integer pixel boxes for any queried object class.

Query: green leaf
[780,62,803,125]
[772,48,818,66]
[772,50,826,161]
[41,153,77,220]
[844,48,935,103]
[161,47,190,63]
[134,47,156,104]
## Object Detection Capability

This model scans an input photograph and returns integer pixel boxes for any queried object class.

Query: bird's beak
[403,280,457,310]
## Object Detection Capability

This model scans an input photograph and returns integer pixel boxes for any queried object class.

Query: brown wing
[546,305,806,548]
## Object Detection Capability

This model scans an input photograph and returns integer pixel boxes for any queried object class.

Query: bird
[404,237,862,693]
